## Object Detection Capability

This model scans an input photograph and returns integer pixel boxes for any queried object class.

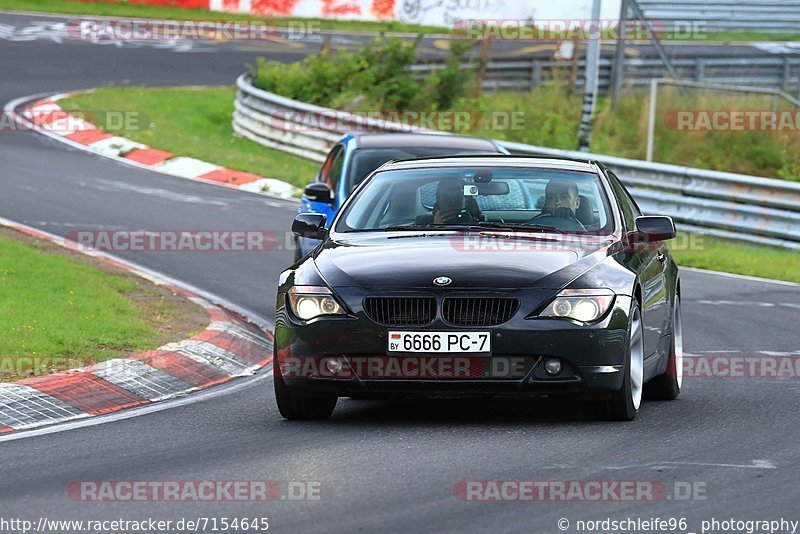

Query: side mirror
[633,216,677,243]
[292,213,328,240]
[304,182,334,204]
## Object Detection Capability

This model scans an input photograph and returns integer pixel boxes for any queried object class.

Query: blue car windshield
[337,166,614,234]
[346,148,497,192]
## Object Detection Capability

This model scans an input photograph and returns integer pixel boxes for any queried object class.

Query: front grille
[443,297,519,326]
[364,296,437,327]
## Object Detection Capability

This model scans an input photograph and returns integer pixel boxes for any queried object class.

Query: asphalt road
[1,11,799,533]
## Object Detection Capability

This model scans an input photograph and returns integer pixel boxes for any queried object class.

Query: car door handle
[656,251,666,263]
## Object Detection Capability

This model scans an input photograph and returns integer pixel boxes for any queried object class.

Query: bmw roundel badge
[433,276,452,287]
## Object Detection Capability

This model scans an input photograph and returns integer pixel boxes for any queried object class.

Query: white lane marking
[681,267,800,288]
[0,369,274,443]
[22,221,129,230]
[152,156,221,178]
[692,350,800,356]
[3,93,300,209]
[92,178,230,206]
[694,299,800,310]
[533,459,776,471]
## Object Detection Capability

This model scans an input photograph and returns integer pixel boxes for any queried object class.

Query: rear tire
[646,295,683,400]
[274,366,337,420]
[585,303,643,422]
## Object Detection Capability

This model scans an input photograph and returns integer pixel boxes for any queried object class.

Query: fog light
[325,358,344,374]
[544,358,562,376]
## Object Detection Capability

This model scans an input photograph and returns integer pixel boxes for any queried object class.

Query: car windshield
[346,147,497,192]
[337,166,614,233]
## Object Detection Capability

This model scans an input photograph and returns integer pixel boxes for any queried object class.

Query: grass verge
[59,86,320,190]
[670,233,800,284]
[454,84,800,180]
[0,0,444,34]
[0,227,207,381]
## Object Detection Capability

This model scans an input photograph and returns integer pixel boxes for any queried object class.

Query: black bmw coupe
[275,156,682,421]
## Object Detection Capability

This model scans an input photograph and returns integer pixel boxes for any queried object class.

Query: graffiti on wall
[96,0,615,27]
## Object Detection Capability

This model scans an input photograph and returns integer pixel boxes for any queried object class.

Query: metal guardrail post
[646,78,658,162]
[531,60,542,90]
[611,0,630,107]
[695,59,705,83]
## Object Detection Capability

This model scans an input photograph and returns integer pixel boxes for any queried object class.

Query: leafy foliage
[250,34,474,113]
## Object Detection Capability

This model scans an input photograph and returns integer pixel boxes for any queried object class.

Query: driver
[531,179,586,231]
[432,177,481,224]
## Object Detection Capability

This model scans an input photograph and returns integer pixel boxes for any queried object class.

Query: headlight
[288,286,346,321]
[538,289,615,323]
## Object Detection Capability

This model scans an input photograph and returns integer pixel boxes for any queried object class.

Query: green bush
[427,39,475,111]
[249,51,360,107]
[250,34,474,113]
[353,35,423,112]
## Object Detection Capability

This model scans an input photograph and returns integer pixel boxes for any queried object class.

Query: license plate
[388,332,491,353]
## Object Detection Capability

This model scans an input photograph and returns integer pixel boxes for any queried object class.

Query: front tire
[585,303,644,421]
[646,295,683,400]
[274,365,337,420]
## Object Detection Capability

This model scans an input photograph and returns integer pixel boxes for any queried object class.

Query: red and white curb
[0,218,273,435]
[15,92,301,199]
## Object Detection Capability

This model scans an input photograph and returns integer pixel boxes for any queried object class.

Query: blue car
[294,132,509,260]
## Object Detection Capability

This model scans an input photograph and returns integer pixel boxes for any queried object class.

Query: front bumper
[274,294,632,399]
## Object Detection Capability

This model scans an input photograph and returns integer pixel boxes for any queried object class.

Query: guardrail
[234,74,428,163]
[637,0,800,33]
[408,55,800,95]
[233,74,800,249]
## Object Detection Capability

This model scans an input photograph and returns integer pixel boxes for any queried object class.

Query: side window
[329,150,345,191]
[607,172,639,230]
[319,145,345,191]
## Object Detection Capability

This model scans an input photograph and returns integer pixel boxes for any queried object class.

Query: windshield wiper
[383,224,470,231]
[382,222,555,232]
[472,221,554,232]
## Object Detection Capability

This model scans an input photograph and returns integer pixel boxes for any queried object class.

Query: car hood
[314,232,615,289]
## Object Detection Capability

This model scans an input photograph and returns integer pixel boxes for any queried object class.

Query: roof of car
[377,155,597,173]
[349,132,500,151]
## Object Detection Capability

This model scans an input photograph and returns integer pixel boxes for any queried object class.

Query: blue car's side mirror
[304,182,335,204]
